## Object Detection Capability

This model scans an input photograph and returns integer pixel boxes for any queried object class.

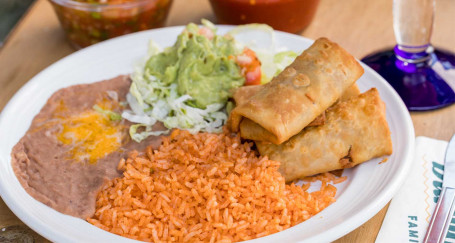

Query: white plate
[0,26,414,243]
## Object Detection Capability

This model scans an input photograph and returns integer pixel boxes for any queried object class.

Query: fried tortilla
[229,38,364,144]
[256,88,393,182]
[231,84,361,129]
[340,83,360,101]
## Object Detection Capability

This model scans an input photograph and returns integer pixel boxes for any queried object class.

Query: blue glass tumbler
[362,0,455,111]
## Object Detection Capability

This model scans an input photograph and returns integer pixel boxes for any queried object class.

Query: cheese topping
[57,101,124,164]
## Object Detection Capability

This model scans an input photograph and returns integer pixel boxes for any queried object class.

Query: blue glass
[361,0,455,111]
[362,46,455,111]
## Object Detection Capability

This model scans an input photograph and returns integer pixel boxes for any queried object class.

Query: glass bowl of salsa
[49,0,173,49]
[209,0,320,34]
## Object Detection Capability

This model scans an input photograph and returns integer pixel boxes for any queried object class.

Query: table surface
[0,0,454,242]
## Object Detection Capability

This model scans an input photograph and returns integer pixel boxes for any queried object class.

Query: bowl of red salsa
[49,0,173,49]
[209,0,320,34]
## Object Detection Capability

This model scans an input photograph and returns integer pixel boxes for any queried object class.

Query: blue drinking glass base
[361,48,455,111]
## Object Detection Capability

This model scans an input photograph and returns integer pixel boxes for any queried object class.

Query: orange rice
[88,129,339,242]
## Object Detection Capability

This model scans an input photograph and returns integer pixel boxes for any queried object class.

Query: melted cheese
[57,110,124,164]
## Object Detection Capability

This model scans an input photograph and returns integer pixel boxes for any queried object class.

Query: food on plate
[229,38,364,145]
[88,129,341,242]
[10,22,298,221]
[256,88,393,182]
[11,76,164,219]
[231,83,361,128]
[49,0,173,48]
[8,21,394,243]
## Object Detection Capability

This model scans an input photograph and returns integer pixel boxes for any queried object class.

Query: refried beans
[11,75,164,219]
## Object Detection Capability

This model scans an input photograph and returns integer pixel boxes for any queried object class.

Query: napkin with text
[375,136,455,243]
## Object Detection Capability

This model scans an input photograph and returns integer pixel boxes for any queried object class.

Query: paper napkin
[375,136,455,243]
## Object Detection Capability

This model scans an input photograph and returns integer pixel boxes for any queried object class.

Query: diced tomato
[198,27,214,40]
[234,47,262,85]
[246,66,261,85]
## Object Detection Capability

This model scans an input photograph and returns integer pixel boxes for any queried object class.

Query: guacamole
[144,23,245,109]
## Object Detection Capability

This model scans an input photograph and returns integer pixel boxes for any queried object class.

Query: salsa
[49,0,173,48]
[209,0,320,33]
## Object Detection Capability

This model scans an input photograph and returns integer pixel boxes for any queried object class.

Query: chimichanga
[232,84,361,107]
[229,38,364,144]
[256,88,393,182]
[231,84,361,130]
[340,83,360,101]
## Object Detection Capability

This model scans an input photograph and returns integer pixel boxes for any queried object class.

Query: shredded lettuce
[201,18,217,32]
[129,124,169,143]
[93,105,122,121]
[273,50,299,76]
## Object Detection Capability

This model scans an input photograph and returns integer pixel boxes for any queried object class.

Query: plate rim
[0,25,415,243]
